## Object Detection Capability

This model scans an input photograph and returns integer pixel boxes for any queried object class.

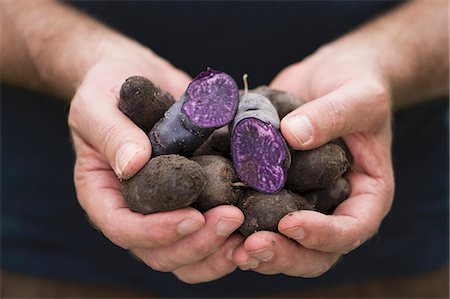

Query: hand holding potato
[68,48,245,283]
[231,40,395,276]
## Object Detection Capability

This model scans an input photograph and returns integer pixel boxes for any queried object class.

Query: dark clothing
[1,2,448,297]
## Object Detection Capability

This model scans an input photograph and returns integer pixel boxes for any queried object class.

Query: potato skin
[237,190,312,237]
[119,76,175,132]
[304,177,351,214]
[252,85,306,118]
[122,155,206,214]
[286,143,350,193]
[191,155,244,212]
[192,126,231,158]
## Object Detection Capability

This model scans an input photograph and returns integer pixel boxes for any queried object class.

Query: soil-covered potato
[304,177,351,214]
[237,190,313,237]
[286,143,350,193]
[330,137,353,165]
[192,126,231,158]
[191,155,244,212]
[252,85,306,118]
[119,76,175,132]
[122,155,206,214]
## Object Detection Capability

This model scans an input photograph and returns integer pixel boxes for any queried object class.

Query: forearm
[328,0,449,110]
[1,0,153,99]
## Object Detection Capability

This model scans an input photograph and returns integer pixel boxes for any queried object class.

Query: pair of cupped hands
[69,41,394,283]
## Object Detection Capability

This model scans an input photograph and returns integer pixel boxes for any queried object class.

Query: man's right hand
[69,46,244,284]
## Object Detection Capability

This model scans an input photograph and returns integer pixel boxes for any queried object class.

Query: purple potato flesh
[149,68,239,157]
[183,68,239,129]
[231,93,290,194]
[232,118,288,193]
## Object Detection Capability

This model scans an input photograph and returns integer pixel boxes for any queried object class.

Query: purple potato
[237,190,313,237]
[330,137,353,164]
[286,143,350,193]
[304,177,351,214]
[122,155,206,214]
[191,155,244,212]
[149,68,239,157]
[231,93,291,194]
[119,76,175,132]
[192,126,231,158]
[252,85,306,118]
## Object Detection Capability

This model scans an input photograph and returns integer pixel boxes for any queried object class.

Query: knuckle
[145,254,175,273]
[323,99,348,136]
[307,232,329,249]
[68,97,82,130]
[84,213,101,232]
[304,260,332,278]
[100,123,120,155]
[368,80,391,126]
[102,226,129,249]
[342,238,362,254]
[191,239,213,257]
[174,272,200,284]
[206,258,228,278]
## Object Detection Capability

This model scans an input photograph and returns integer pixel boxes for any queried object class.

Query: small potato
[122,155,206,214]
[237,190,313,237]
[119,76,175,132]
[304,177,351,214]
[286,143,350,193]
[191,155,244,212]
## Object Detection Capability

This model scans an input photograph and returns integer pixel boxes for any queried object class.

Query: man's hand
[231,0,448,277]
[1,0,245,283]
[231,43,394,276]
[68,47,245,283]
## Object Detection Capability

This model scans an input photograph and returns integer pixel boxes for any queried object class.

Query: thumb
[69,85,152,180]
[280,81,390,150]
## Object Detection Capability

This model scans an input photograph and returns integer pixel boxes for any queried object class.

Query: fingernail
[250,249,274,262]
[240,258,260,270]
[285,115,312,145]
[115,143,144,178]
[216,217,243,236]
[177,218,204,235]
[284,226,305,240]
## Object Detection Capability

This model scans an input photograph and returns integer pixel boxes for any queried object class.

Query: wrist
[324,1,448,110]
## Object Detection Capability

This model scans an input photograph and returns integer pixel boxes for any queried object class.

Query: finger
[279,171,393,254]
[236,231,340,277]
[73,133,205,249]
[173,233,244,283]
[134,205,244,272]
[269,62,312,100]
[69,80,152,180]
[279,79,390,150]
